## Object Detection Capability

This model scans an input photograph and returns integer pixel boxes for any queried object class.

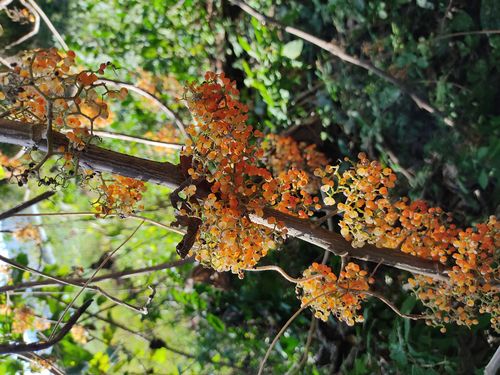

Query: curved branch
[0,257,194,293]
[0,191,55,221]
[4,0,40,50]
[24,0,68,50]
[90,130,184,150]
[0,299,92,354]
[97,78,189,139]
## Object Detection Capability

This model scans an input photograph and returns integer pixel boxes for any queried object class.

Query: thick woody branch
[0,191,55,221]
[0,118,184,189]
[0,118,448,280]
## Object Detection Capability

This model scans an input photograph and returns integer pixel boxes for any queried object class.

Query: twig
[97,78,189,139]
[0,299,92,354]
[48,222,144,341]
[0,251,147,313]
[249,264,427,320]
[245,265,320,284]
[11,211,186,235]
[434,29,500,41]
[285,318,317,375]
[0,0,14,11]
[229,0,455,127]
[0,257,193,293]
[25,0,69,50]
[4,0,40,50]
[258,290,336,375]
[0,191,55,221]
[89,130,184,150]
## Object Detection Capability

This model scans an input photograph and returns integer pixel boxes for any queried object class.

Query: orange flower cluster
[94,175,146,217]
[317,153,499,329]
[296,262,371,325]
[7,306,50,334]
[261,134,328,192]
[13,224,42,245]
[181,72,282,273]
[318,153,461,261]
[409,216,499,330]
[70,324,88,344]
[179,72,498,329]
[3,49,124,152]
[181,73,333,272]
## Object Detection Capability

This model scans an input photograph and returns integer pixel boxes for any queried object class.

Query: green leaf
[478,170,488,189]
[237,36,252,53]
[206,313,225,333]
[282,39,303,60]
[151,348,168,363]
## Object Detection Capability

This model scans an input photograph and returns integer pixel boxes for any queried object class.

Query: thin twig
[249,264,427,320]
[230,0,455,127]
[0,299,92,354]
[4,0,40,50]
[11,211,186,235]
[434,29,500,41]
[258,290,336,375]
[97,78,189,139]
[89,130,184,150]
[25,0,69,50]
[245,265,320,284]
[48,221,144,341]
[0,252,147,313]
[0,257,194,293]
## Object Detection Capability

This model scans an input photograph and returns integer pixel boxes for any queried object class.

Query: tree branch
[0,257,193,293]
[0,191,55,221]
[229,0,454,127]
[97,78,189,139]
[0,118,450,280]
[0,118,185,189]
[0,299,92,354]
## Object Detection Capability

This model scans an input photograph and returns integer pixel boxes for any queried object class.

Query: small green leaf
[151,348,168,363]
[478,170,488,189]
[206,313,225,333]
[282,39,303,60]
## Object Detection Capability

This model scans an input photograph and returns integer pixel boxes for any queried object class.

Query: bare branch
[0,299,92,354]
[0,257,194,293]
[4,0,40,50]
[90,130,184,150]
[0,191,55,221]
[48,221,145,341]
[97,78,189,139]
[25,0,69,50]
[434,29,500,41]
[229,0,455,127]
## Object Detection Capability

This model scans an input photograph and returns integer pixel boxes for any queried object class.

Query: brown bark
[0,118,448,280]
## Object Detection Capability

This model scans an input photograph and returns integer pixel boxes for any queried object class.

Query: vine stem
[96,78,189,140]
